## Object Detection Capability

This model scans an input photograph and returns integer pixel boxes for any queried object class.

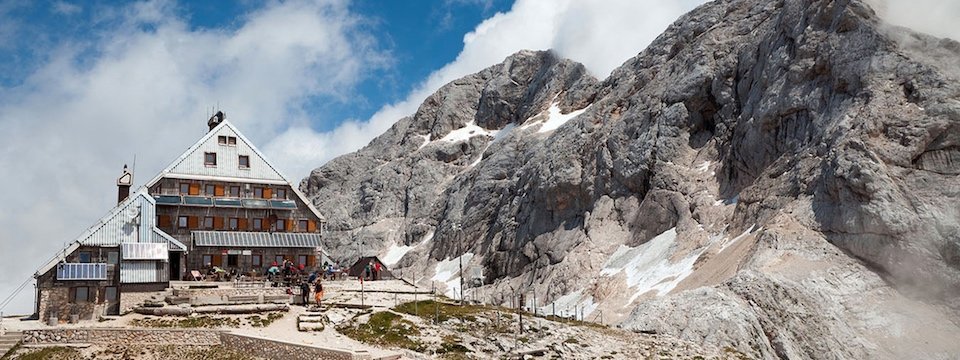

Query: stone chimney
[208,111,225,132]
[117,165,133,204]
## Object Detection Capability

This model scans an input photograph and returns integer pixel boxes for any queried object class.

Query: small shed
[347,256,392,279]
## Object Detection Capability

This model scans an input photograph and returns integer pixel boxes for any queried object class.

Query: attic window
[204,152,217,166]
[228,137,237,145]
[238,155,250,169]
[218,136,227,145]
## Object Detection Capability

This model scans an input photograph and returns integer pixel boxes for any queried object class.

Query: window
[298,255,308,267]
[104,287,118,303]
[276,189,286,199]
[227,255,239,267]
[218,135,227,145]
[180,183,190,194]
[228,218,239,230]
[72,287,91,303]
[299,220,308,232]
[178,216,188,228]
[253,218,263,230]
[204,152,217,166]
[202,255,213,267]
[203,216,214,229]
[205,184,215,196]
[78,252,92,263]
[107,251,119,265]
[229,186,240,197]
[252,255,262,267]
[275,255,285,265]
[238,155,250,169]
[228,136,237,145]
[276,219,286,232]
[253,187,263,198]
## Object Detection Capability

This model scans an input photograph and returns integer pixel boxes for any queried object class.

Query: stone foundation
[22,329,374,360]
[23,328,221,345]
[219,333,369,360]
[119,290,168,314]
[37,287,104,323]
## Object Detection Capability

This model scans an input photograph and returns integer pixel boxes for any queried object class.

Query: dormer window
[204,152,217,166]
[238,155,250,169]
[218,136,237,146]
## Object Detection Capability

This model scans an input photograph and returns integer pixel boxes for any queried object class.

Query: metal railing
[56,263,109,280]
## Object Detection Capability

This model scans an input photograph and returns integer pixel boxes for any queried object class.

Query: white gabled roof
[146,120,287,185]
[146,120,325,221]
[34,187,181,277]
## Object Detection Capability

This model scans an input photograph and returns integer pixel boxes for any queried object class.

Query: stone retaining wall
[220,333,370,360]
[22,329,374,360]
[23,328,221,345]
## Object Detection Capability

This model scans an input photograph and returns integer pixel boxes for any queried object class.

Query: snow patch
[381,230,434,266]
[600,228,701,303]
[417,134,432,150]
[696,161,711,173]
[538,103,589,133]
[431,252,474,298]
[440,122,491,142]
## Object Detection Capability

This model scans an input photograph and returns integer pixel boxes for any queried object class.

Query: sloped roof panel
[192,231,323,248]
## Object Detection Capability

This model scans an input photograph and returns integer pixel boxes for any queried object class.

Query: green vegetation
[131,315,241,328]
[0,342,21,360]
[9,346,80,360]
[437,334,471,358]
[337,311,425,352]
[393,300,488,323]
[247,312,284,327]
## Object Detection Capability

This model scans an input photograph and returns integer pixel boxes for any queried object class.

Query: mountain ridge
[302,0,960,358]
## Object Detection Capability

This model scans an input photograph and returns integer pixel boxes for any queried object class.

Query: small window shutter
[158,215,171,227]
[189,184,200,195]
[212,255,222,267]
[213,217,224,230]
[308,220,316,232]
[188,216,199,229]
[214,185,225,196]
[286,219,295,232]
[307,255,316,267]
[238,218,248,230]
[263,188,273,199]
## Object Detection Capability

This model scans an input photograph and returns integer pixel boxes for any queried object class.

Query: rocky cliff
[302,0,960,358]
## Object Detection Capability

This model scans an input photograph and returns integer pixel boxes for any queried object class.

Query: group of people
[363,259,383,281]
[292,278,324,306]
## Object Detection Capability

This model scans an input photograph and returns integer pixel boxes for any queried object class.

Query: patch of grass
[394,300,487,323]
[11,346,81,360]
[337,311,425,352]
[131,315,241,328]
[563,337,579,345]
[723,346,751,360]
[436,334,470,357]
[247,312,284,327]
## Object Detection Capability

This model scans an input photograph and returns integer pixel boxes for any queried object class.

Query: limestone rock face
[302,0,960,358]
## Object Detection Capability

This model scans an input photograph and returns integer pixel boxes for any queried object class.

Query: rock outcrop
[302,0,960,358]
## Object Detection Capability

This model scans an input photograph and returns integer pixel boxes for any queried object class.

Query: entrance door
[104,286,119,316]
[169,251,181,280]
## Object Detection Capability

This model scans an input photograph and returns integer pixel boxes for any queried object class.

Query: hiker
[314,280,324,307]
[364,261,372,281]
[299,281,311,306]
[374,261,382,281]
[308,271,318,284]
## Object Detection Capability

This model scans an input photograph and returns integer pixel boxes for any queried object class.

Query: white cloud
[868,0,960,41]
[0,0,385,314]
[52,1,81,15]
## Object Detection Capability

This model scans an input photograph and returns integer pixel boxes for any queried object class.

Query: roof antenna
[131,154,136,185]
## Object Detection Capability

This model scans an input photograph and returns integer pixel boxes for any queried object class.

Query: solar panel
[56,263,108,280]
[154,195,182,205]
[270,200,298,209]
[214,198,242,207]
[183,196,213,206]
[241,199,270,209]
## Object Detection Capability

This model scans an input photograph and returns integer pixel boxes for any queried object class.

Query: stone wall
[219,333,370,360]
[37,287,104,323]
[22,329,372,360]
[23,328,221,345]
[172,286,287,298]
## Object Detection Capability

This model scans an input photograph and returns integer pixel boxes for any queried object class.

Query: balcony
[153,195,297,210]
[56,263,110,281]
